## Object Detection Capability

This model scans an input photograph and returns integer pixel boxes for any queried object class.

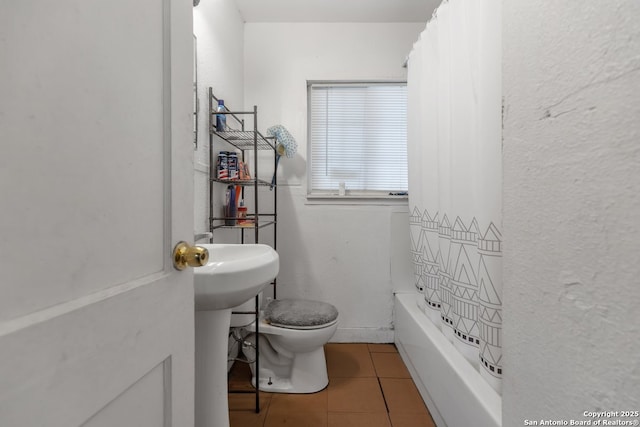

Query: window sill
[305,193,409,206]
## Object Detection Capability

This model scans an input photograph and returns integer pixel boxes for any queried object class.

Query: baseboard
[329,327,394,343]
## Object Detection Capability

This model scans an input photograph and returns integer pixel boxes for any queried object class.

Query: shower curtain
[407,0,502,393]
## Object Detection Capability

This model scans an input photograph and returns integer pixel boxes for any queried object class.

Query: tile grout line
[370,347,394,425]
[377,376,392,415]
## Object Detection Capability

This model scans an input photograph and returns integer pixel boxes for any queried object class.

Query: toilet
[234,297,339,394]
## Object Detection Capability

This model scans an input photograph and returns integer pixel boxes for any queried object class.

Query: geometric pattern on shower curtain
[407,0,502,393]
[410,207,503,381]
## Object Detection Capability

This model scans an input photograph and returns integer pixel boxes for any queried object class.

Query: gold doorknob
[173,241,209,270]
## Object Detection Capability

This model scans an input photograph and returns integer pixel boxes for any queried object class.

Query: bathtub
[394,293,502,427]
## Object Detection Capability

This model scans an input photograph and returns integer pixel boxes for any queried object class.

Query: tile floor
[228,343,436,427]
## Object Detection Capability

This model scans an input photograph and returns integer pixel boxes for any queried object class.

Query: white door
[0,0,195,426]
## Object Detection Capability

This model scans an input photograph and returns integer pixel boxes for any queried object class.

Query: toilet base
[252,374,328,394]
[245,338,329,394]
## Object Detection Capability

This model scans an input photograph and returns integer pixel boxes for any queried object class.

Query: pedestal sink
[194,244,279,310]
[194,244,279,427]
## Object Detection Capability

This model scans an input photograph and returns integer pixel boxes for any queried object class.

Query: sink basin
[194,243,279,311]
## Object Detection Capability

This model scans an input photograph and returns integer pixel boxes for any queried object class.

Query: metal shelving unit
[208,88,277,414]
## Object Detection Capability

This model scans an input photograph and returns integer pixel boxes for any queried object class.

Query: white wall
[244,23,420,342]
[503,0,640,423]
[193,0,245,237]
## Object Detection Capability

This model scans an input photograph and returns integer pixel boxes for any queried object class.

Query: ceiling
[233,0,441,23]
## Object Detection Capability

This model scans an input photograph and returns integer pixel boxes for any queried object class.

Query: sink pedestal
[195,309,232,427]
[193,243,279,427]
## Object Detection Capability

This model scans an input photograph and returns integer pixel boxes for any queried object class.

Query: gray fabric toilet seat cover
[264,299,339,328]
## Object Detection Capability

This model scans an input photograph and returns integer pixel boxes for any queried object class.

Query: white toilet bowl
[241,299,339,394]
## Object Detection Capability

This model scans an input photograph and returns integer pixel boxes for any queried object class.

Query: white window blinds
[308,83,408,194]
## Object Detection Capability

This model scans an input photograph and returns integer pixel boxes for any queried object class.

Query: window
[308,82,408,197]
